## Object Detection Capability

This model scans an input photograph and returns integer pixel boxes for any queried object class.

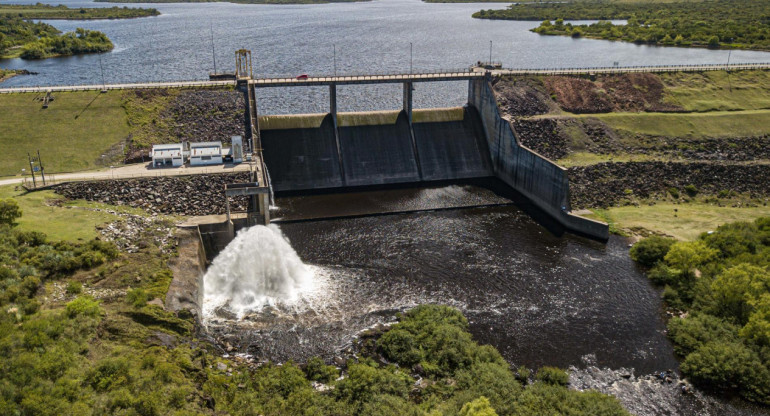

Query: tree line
[0,4,158,59]
[473,0,770,50]
[631,217,770,403]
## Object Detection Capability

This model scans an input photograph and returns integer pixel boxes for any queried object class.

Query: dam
[242,68,608,240]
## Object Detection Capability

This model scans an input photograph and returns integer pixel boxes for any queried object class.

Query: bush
[535,367,569,386]
[126,288,148,308]
[684,184,699,197]
[0,199,22,226]
[668,187,680,199]
[630,236,676,268]
[667,314,740,357]
[304,357,339,384]
[65,296,101,318]
[459,396,498,416]
[65,281,82,295]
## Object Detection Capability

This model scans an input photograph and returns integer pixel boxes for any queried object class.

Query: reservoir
[3,0,770,113]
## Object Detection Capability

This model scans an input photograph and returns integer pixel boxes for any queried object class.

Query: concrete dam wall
[260,107,494,192]
[258,82,607,240]
[467,79,609,240]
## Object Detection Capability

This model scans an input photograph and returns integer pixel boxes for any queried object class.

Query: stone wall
[53,173,250,216]
[568,162,770,208]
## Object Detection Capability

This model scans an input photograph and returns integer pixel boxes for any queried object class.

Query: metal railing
[2,62,768,94]
[16,163,252,190]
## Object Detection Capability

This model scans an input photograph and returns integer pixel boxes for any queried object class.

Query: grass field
[662,70,770,112]
[581,109,770,138]
[0,91,129,177]
[588,202,770,240]
[0,185,118,241]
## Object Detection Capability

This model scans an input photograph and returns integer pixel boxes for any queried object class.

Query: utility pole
[27,153,37,188]
[410,42,413,74]
[210,22,217,75]
[37,150,46,186]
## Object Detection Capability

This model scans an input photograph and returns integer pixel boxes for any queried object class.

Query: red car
[296,74,308,80]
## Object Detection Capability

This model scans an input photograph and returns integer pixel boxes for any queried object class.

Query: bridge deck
[1,62,768,94]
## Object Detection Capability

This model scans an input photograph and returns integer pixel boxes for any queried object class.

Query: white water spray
[202,224,315,319]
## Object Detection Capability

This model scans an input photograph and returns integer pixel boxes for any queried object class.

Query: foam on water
[202,224,315,319]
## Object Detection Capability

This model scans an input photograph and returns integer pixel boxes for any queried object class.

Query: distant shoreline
[94,0,365,4]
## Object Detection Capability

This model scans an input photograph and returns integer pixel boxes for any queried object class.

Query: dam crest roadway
[1,62,769,93]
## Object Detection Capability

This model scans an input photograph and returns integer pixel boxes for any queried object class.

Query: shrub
[87,357,132,391]
[535,367,569,386]
[126,288,148,308]
[0,199,22,226]
[459,396,498,416]
[65,281,82,295]
[667,313,740,357]
[668,187,680,199]
[684,184,699,197]
[630,236,676,268]
[304,357,339,384]
[335,362,412,403]
[65,296,101,318]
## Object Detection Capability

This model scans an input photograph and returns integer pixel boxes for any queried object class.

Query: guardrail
[14,164,252,190]
[494,62,770,76]
[1,62,768,94]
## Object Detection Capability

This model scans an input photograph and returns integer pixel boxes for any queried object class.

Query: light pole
[410,42,413,74]
[333,44,337,76]
[99,54,106,93]
[489,40,492,65]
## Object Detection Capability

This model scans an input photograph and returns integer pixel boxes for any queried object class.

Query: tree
[460,397,498,416]
[0,198,21,226]
[630,236,676,267]
[708,35,720,47]
[664,240,718,275]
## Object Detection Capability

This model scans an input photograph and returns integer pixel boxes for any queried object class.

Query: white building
[151,143,184,167]
[189,141,223,166]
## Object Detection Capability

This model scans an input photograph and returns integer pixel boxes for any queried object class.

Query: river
[2,0,770,113]
[201,182,770,415]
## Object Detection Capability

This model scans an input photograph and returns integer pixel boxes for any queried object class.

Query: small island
[0,4,160,60]
[472,0,770,51]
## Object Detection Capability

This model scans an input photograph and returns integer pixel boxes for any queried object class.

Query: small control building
[151,143,184,167]
[190,141,223,166]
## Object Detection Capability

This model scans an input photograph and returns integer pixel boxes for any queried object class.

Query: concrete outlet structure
[246,73,608,240]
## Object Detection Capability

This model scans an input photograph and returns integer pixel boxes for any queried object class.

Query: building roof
[190,141,222,148]
[152,143,184,150]
[153,149,182,158]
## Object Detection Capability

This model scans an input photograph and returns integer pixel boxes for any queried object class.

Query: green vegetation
[581,110,770,138]
[0,198,632,416]
[475,0,770,51]
[0,5,157,59]
[0,4,159,19]
[0,185,122,241]
[587,203,770,240]
[632,217,770,403]
[17,27,113,60]
[0,68,23,83]
[661,71,770,112]
[0,91,129,177]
